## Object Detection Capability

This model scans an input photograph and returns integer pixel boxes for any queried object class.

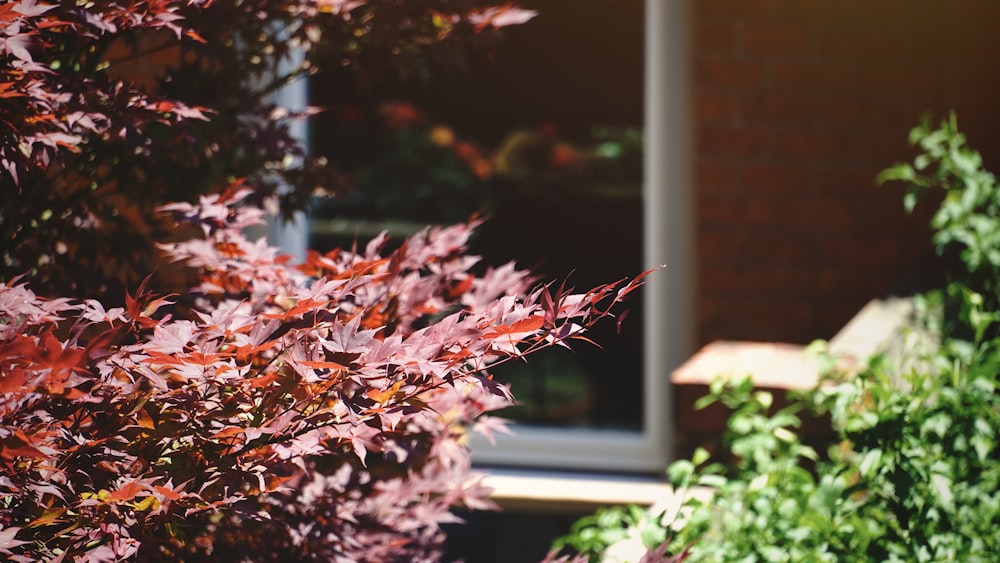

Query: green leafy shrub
[878,112,1000,336]
[553,116,1000,562]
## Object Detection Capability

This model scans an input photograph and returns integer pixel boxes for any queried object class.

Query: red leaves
[483,314,546,355]
[297,360,349,372]
[0,0,564,557]
[323,314,378,355]
[124,273,175,329]
[0,81,27,98]
[152,99,210,120]
[105,480,145,504]
[0,429,48,470]
[25,507,66,529]
[0,367,26,395]
[0,0,220,191]
[485,314,545,338]
[467,3,538,32]
[0,329,86,399]
[366,379,404,404]
[3,32,35,63]
[446,274,474,299]
[0,188,649,560]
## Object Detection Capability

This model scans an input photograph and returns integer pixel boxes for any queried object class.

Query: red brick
[780,198,855,232]
[860,202,930,241]
[729,265,818,296]
[697,295,733,320]
[696,320,734,349]
[740,23,813,56]
[815,62,860,92]
[742,162,812,195]
[936,10,1000,61]
[858,130,916,168]
[860,64,928,97]
[695,295,737,333]
[741,197,778,226]
[814,25,915,63]
[857,97,919,132]
[813,94,865,128]
[696,160,738,195]
[767,268,820,297]
[734,299,817,343]
[812,26,871,61]
[878,229,926,257]
[695,91,739,124]
[818,235,902,269]
[699,228,819,267]
[695,22,738,53]
[741,231,816,263]
[740,92,813,124]
[771,61,859,93]
[698,196,740,227]
[774,129,856,161]
[694,0,773,21]
[686,0,1000,357]
[864,269,903,297]
[697,126,773,158]
[815,267,867,297]
[694,58,768,90]
[699,264,746,294]
[870,27,927,61]
[771,0,857,25]
[813,165,881,195]
[776,0,930,29]
[696,228,743,263]
[699,193,776,227]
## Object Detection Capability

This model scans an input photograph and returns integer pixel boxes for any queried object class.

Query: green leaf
[668,460,695,488]
[773,426,796,444]
[692,446,711,466]
[694,393,718,411]
[877,162,916,184]
[696,474,728,488]
[755,391,774,410]
[859,448,883,478]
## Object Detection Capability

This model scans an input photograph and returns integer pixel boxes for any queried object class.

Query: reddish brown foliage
[0,187,646,561]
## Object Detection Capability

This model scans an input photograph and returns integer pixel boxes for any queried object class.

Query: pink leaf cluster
[0,0,215,185]
[2,0,540,302]
[0,187,647,561]
[1,0,535,188]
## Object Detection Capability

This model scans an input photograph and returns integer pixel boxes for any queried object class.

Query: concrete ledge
[828,296,917,367]
[672,296,919,394]
[482,467,689,513]
[669,296,920,458]
[671,340,817,391]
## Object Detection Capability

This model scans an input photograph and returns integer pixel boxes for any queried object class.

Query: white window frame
[265,46,309,264]
[269,0,693,474]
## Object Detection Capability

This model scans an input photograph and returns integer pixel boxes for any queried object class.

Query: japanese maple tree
[1,0,536,300]
[0,2,656,560]
[0,184,649,560]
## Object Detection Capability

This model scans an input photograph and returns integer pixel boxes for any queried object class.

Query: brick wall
[692,0,1000,345]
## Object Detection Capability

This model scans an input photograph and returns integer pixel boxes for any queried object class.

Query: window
[273,0,692,473]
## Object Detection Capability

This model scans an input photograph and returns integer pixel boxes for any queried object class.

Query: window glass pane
[309,0,645,431]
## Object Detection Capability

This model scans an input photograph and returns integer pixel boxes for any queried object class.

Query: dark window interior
[309,0,646,430]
